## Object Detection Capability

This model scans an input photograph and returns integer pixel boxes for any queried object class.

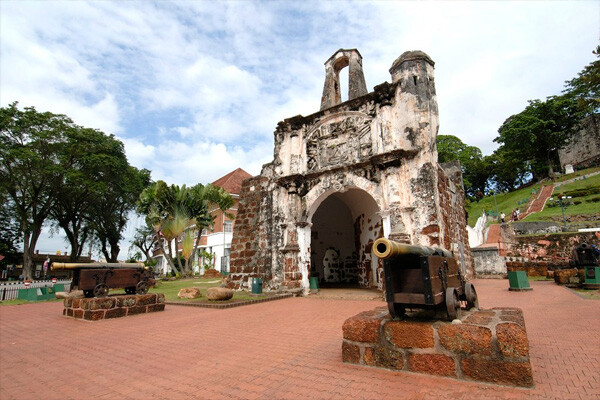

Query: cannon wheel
[136,281,149,295]
[93,284,109,298]
[465,283,479,309]
[125,287,136,295]
[445,287,461,320]
[387,302,406,319]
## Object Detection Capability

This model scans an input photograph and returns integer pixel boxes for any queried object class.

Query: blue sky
[1,1,598,257]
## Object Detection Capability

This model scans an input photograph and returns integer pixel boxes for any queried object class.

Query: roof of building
[211,168,253,195]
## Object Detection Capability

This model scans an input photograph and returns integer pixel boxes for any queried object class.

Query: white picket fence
[0,280,72,301]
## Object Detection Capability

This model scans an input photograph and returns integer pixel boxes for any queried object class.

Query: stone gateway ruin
[229,49,473,293]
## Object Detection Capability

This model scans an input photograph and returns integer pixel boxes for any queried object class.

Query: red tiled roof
[211,168,252,195]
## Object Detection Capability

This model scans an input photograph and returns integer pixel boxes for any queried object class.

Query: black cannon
[373,238,478,320]
[51,262,155,298]
[570,243,600,287]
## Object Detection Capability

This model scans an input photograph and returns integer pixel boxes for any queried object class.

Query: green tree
[0,193,20,260]
[0,102,72,280]
[494,95,583,181]
[437,135,491,200]
[51,127,130,261]
[89,165,151,262]
[564,45,600,115]
[130,223,157,262]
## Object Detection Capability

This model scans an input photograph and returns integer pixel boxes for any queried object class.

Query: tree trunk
[164,239,180,276]
[22,231,33,281]
[547,152,556,179]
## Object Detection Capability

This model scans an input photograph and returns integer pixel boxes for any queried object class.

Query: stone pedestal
[63,293,165,321]
[342,307,533,387]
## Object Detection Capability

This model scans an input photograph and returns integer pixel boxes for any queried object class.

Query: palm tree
[137,180,233,277]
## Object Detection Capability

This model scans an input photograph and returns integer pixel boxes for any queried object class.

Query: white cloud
[2,0,598,259]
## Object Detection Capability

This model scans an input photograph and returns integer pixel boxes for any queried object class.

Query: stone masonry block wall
[342,307,533,387]
[228,176,273,290]
[63,293,165,321]
[472,247,507,276]
[438,162,474,277]
[506,231,599,265]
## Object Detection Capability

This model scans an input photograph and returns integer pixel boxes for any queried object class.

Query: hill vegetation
[465,167,600,227]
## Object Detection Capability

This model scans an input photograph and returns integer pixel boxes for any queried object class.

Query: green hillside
[465,167,600,227]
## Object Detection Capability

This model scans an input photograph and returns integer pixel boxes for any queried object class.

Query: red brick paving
[1,279,598,399]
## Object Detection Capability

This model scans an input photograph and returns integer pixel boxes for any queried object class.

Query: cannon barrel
[372,237,453,259]
[51,262,147,271]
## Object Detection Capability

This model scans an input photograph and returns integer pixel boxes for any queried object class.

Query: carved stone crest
[306,112,373,172]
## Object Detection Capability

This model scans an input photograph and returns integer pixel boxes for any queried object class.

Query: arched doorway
[309,188,382,288]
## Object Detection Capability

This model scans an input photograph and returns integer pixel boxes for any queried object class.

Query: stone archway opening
[309,188,383,289]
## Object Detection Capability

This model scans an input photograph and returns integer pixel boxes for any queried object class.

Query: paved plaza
[0,279,598,399]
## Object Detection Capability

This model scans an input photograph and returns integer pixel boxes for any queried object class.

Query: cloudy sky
[1,0,598,256]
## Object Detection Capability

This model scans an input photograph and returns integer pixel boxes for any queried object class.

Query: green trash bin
[251,278,263,294]
[508,271,532,291]
[18,288,39,301]
[309,277,319,292]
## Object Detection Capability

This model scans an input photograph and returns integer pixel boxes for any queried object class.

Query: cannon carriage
[51,262,155,298]
[373,238,478,320]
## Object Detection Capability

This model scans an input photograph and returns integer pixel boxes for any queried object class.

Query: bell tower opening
[309,188,382,288]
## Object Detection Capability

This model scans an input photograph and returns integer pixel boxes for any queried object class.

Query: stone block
[409,353,456,377]
[66,308,73,317]
[341,341,361,364]
[127,306,147,315]
[73,309,83,319]
[554,268,578,284]
[363,346,376,366]
[64,298,72,308]
[137,293,158,306]
[438,324,493,356]
[206,287,234,301]
[342,310,386,343]
[156,293,165,304]
[384,321,435,349]
[178,287,203,299]
[105,308,127,319]
[83,310,105,321]
[72,298,81,309]
[462,358,533,387]
[463,310,495,325]
[81,297,115,310]
[147,303,166,312]
[496,323,529,358]
[371,347,404,370]
[116,295,137,307]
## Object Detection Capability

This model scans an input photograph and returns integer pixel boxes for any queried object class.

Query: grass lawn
[0,298,62,306]
[572,288,600,300]
[149,277,273,303]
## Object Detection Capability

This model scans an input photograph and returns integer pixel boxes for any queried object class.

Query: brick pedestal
[342,307,533,387]
[63,293,166,321]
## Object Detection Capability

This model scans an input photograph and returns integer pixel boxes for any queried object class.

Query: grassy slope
[528,172,600,222]
[466,167,600,227]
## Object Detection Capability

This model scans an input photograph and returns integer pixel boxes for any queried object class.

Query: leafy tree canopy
[564,45,600,115]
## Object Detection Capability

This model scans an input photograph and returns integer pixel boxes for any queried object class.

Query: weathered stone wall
[438,161,474,277]
[63,293,165,321]
[559,114,600,169]
[472,247,507,276]
[506,231,599,264]
[228,176,275,290]
[229,50,474,293]
[342,307,533,387]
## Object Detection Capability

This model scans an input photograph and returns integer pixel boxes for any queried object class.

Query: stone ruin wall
[437,161,475,275]
[559,113,600,170]
[228,49,474,293]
